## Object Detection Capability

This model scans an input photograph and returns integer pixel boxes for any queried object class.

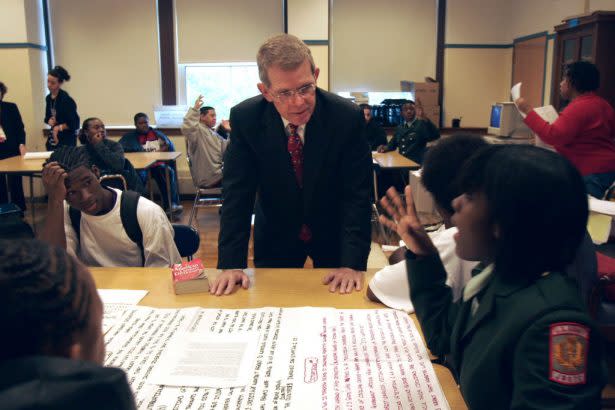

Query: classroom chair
[186,156,222,226]
[172,223,200,261]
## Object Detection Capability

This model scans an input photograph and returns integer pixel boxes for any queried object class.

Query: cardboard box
[400,81,440,107]
[172,259,209,295]
[421,105,440,127]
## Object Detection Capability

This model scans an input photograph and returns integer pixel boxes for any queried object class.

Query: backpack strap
[68,206,81,242]
[119,191,145,266]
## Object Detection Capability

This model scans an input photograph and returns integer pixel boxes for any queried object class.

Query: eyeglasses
[272,83,316,102]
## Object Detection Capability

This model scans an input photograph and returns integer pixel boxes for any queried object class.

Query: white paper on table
[105,306,450,410]
[148,332,258,388]
[23,151,52,159]
[369,261,414,313]
[98,289,148,334]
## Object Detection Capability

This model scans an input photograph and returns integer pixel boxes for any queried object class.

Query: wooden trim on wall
[435,0,446,128]
[42,0,52,69]
[158,0,176,105]
[283,0,288,33]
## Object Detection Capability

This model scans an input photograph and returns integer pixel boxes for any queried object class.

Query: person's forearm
[38,200,67,249]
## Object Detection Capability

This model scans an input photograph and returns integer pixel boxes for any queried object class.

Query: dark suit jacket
[44,89,79,146]
[0,101,26,160]
[218,89,372,271]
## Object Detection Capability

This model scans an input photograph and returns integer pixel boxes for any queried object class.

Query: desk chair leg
[29,175,36,233]
[147,169,154,201]
[372,203,389,244]
[165,165,172,217]
[188,189,201,227]
[373,168,379,203]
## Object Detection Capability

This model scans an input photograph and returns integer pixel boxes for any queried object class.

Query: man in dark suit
[213,34,372,296]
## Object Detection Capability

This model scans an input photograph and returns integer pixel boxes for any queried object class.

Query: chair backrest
[172,223,200,260]
[99,174,128,191]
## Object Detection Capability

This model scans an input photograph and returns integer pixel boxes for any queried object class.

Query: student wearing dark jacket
[0,81,27,211]
[79,117,145,194]
[380,145,607,409]
[119,113,182,213]
[359,103,387,150]
[0,239,136,409]
[44,66,79,150]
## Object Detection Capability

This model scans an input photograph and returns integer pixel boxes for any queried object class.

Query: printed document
[104,306,450,409]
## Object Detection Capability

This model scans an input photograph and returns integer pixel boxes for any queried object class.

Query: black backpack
[68,190,145,266]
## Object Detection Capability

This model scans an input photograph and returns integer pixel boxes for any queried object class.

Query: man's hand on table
[322,267,364,294]
[210,269,250,296]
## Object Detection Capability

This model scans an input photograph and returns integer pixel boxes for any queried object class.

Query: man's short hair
[47,146,92,173]
[0,239,92,360]
[199,106,214,115]
[256,34,316,87]
[133,112,148,124]
[421,134,488,214]
[359,103,371,111]
[401,99,415,107]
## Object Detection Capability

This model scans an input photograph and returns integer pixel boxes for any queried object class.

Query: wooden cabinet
[551,11,615,110]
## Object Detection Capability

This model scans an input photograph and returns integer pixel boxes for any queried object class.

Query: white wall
[49,0,161,125]
[446,0,512,43]
[330,0,437,92]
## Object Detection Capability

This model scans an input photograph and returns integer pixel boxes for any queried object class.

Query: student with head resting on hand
[0,239,136,409]
[79,117,145,195]
[38,146,181,268]
[380,144,607,409]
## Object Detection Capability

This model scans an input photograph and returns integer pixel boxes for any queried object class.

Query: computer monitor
[487,102,529,137]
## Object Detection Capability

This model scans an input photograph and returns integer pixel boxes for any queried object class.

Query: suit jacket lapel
[303,92,331,210]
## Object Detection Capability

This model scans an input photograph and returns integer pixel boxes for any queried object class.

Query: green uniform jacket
[385,119,439,164]
[407,253,607,409]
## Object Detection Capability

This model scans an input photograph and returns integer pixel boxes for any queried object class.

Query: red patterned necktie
[288,124,312,242]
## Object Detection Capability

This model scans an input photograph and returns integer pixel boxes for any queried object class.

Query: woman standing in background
[0,81,27,211]
[44,66,80,150]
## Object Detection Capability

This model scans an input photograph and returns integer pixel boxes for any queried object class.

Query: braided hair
[0,239,92,359]
[46,145,92,173]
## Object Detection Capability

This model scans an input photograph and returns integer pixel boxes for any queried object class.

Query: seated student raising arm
[379,145,607,409]
[0,239,136,409]
[38,146,181,267]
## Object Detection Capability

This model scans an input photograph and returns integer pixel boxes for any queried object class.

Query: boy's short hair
[457,145,588,280]
[47,146,92,173]
[199,106,214,115]
[421,134,488,214]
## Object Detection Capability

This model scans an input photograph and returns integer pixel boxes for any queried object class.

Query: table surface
[0,152,183,173]
[372,151,420,169]
[91,266,467,409]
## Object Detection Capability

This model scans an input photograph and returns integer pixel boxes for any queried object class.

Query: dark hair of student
[359,103,371,111]
[457,145,588,281]
[0,81,7,98]
[199,106,214,115]
[421,134,488,214]
[78,117,99,145]
[401,99,415,108]
[133,112,148,124]
[0,239,92,360]
[47,145,93,172]
[48,65,71,82]
[564,61,600,94]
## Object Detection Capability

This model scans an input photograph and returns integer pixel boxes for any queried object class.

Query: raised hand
[378,186,437,256]
[193,94,204,110]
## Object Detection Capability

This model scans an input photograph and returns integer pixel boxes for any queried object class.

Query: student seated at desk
[380,145,606,409]
[79,117,145,194]
[0,239,136,409]
[377,99,439,165]
[368,134,487,304]
[39,146,181,268]
[119,113,182,213]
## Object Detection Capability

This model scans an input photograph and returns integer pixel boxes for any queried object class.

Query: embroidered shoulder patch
[549,322,589,385]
